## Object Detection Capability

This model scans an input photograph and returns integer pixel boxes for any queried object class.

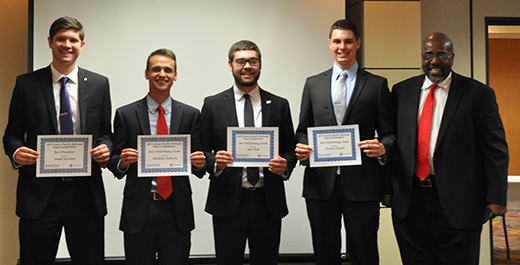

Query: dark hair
[146,48,177,71]
[228,40,262,61]
[49,17,85,41]
[329,19,360,40]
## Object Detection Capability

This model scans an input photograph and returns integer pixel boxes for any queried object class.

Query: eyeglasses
[422,53,452,61]
[234,58,260,67]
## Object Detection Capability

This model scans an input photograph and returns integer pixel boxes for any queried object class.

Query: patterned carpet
[493,211,520,264]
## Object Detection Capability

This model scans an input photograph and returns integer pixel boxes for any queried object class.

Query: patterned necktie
[334,71,348,125]
[244,94,259,186]
[59,77,74,135]
[415,84,438,181]
[156,105,173,199]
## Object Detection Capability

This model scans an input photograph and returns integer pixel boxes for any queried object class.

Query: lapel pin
[266,100,271,104]
[84,77,87,82]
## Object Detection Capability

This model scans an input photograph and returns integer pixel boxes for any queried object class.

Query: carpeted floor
[493,210,520,264]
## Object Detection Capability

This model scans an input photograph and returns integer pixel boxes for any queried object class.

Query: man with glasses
[201,40,296,265]
[391,32,508,264]
[295,19,395,265]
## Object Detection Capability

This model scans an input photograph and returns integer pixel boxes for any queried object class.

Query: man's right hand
[295,143,313,162]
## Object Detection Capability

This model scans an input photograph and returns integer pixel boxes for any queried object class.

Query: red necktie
[156,105,173,199]
[415,84,438,181]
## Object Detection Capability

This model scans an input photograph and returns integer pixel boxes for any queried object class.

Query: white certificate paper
[308,125,362,167]
[227,127,278,167]
[36,135,92,177]
[137,135,191,177]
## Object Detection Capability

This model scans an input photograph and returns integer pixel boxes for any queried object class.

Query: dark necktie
[415,84,438,181]
[156,105,173,199]
[244,94,259,186]
[59,77,74,135]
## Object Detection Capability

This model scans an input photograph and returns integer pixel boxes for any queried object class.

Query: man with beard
[391,32,508,264]
[201,40,296,265]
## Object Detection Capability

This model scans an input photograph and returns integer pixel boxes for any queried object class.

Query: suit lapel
[260,88,271,126]
[78,68,89,133]
[223,87,239,126]
[318,69,337,124]
[435,72,464,151]
[41,66,59,133]
[344,68,367,122]
[404,77,423,150]
[136,97,151,135]
[170,98,183,134]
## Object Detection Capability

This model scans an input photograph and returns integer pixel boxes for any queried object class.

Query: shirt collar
[233,84,260,102]
[146,94,172,114]
[332,61,358,80]
[423,71,453,90]
[51,64,79,84]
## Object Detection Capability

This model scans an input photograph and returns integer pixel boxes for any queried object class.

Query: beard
[427,74,445,84]
[233,69,260,88]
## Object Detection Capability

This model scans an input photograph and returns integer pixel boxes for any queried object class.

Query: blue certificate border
[231,130,275,163]
[311,128,358,162]
[39,136,90,174]
[139,136,189,174]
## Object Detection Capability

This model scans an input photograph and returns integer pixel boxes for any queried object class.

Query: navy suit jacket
[296,67,396,202]
[3,65,112,219]
[391,72,508,229]
[201,87,296,220]
[108,97,204,234]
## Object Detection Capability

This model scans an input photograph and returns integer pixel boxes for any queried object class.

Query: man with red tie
[391,32,508,264]
[108,48,205,265]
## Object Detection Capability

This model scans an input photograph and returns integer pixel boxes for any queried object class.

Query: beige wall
[0,1,28,264]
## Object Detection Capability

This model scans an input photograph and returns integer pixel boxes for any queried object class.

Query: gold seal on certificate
[226,127,279,167]
[36,135,93,177]
[137,135,191,177]
[307,125,362,167]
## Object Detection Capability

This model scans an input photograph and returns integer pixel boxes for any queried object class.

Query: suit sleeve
[95,78,113,158]
[3,76,29,162]
[279,98,297,177]
[376,78,396,194]
[479,88,508,206]
[108,108,128,179]
[190,109,206,178]
[201,97,217,177]
[295,77,313,145]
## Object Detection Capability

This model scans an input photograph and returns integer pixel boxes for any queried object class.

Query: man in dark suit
[295,19,395,265]
[201,40,296,265]
[108,48,205,265]
[391,32,508,265]
[3,17,112,265]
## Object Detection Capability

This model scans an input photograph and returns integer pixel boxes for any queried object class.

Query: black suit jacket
[391,72,508,229]
[296,67,395,202]
[3,65,112,219]
[108,97,204,234]
[201,87,296,220]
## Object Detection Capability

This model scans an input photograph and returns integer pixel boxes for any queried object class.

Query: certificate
[36,135,92,177]
[138,135,191,177]
[307,125,361,167]
[227,127,278,167]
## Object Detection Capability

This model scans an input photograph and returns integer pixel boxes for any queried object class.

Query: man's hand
[382,194,392,207]
[268,156,287,175]
[215,150,233,171]
[488,204,507,219]
[190,151,206,169]
[295,143,313,162]
[119,148,138,170]
[14,147,39,165]
[91,144,110,163]
[358,139,385,158]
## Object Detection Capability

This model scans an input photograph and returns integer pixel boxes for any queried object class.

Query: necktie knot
[339,71,347,80]
[430,83,438,93]
[157,105,164,115]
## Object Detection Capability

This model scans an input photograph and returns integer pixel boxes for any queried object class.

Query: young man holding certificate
[3,17,112,264]
[201,40,297,265]
[108,48,206,265]
[294,19,396,265]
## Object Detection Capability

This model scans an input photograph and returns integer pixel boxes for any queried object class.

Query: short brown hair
[228,40,262,61]
[49,17,85,41]
[146,48,177,71]
[329,19,360,40]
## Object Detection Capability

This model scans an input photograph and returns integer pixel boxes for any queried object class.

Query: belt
[243,186,263,191]
[418,175,435,188]
[151,192,165,201]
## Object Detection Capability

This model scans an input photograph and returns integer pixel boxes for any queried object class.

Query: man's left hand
[358,139,385,158]
[488,204,507,219]
[268,156,287,175]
